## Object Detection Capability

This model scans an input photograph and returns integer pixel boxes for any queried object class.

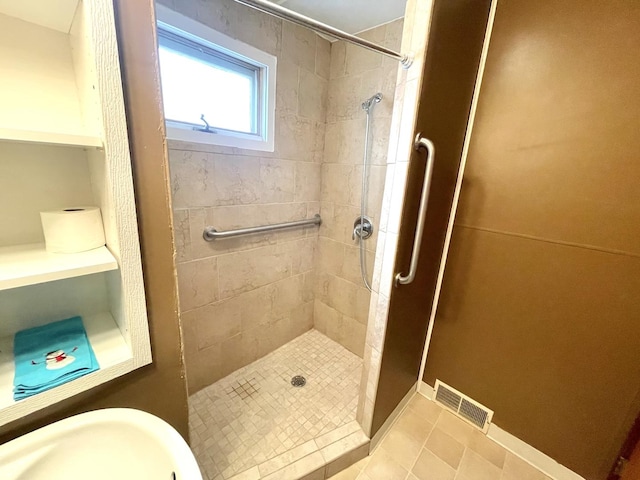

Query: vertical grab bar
[395,134,435,286]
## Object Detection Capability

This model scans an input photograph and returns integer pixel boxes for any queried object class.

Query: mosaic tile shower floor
[189,329,363,479]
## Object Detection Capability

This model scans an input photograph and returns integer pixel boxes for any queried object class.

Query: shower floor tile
[189,329,363,480]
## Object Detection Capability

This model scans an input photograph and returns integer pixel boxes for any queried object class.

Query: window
[155,5,276,151]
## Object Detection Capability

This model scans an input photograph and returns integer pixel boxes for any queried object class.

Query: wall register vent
[434,380,494,433]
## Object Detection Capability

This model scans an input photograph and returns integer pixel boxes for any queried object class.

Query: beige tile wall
[314,19,404,358]
[159,0,330,394]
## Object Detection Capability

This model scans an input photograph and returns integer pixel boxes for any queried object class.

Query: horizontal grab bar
[203,214,322,241]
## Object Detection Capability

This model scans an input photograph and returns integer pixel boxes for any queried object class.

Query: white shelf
[0,128,102,149]
[0,312,134,426]
[0,0,152,426]
[0,244,118,291]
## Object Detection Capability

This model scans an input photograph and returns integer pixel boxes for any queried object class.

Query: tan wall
[0,0,189,443]
[314,20,402,357]
[424,1,640,478]
[158,0,329,394]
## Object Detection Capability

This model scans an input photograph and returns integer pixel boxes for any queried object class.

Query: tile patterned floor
[329,394,554,480]
[189,330,363,479]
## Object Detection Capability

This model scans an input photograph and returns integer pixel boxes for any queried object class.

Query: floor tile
[425,427,465,469]
[411,448,456,480]
[337,394,551,480]
[406,394,443,424]
[393,408,434,444]
[320,430,369,463]
[261,452,325,480]
[258,440,317,477]
[435,411,475,445]
[190,333,555,480]
[355,473,373,480]
[362,448,408,480]
[227,466,260,480]
[315,421,362,449]
[466,430,506,469]
[457,448,502,480]
[189,330,362,479]
[352,457,371,471]
[379,428,424,470]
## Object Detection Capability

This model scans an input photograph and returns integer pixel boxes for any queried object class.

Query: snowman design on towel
[31,346,78,370]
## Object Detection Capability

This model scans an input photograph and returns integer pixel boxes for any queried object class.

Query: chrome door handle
[395,134,435,286]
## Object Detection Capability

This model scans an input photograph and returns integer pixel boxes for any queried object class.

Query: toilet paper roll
[40,207,106,253]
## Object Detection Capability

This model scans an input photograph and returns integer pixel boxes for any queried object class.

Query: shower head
[362,93,383,111]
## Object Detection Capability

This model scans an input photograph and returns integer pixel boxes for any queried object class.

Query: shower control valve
[353,216,374,241]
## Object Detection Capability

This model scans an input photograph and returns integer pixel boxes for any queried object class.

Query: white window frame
[155,5,276,152]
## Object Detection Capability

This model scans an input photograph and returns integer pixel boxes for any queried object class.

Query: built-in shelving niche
[0,0,151,426]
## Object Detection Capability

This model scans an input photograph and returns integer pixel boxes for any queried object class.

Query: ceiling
[275,0,406,34]
[0,0,79,33]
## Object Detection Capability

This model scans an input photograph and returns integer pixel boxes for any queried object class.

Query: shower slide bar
[203,214,322,241]
[233,0,413,68]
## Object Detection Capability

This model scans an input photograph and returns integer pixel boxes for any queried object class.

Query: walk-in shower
[161,0,410,478]
[354,93,383,291]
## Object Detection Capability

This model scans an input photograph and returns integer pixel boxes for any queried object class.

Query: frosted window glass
[158,44,256,134]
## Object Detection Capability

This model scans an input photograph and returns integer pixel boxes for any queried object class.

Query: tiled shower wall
[314,20,403,357]
[163,0,330,394]
[163,0,404,394]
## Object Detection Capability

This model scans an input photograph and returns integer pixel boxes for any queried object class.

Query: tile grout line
[190,330,363,480]
[408,412,440,475]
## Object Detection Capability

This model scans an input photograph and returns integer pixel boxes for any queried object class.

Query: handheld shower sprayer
[362,93,383,111]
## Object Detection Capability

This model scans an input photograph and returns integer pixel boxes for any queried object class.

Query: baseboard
[418,380,434,399]
[419,382,585,480]
[370,383,417,451]
[487,426,585,480]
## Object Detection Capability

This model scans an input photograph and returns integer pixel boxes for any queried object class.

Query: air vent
[434,380,493,433]
[435,383,462,410]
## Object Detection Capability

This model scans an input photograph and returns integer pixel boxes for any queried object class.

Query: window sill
[165,126,274,152]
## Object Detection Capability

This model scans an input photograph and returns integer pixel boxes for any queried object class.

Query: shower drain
[291,375,306,387]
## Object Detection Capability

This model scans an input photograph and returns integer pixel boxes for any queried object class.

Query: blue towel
[13,316,99,400]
